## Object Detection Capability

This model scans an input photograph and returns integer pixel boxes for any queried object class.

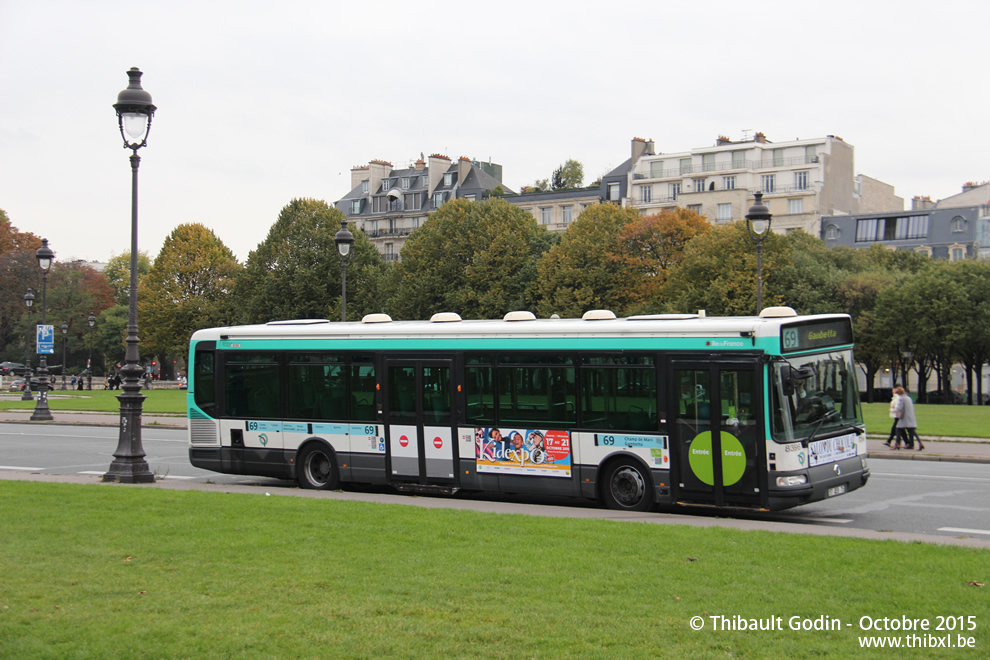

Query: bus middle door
[670,360,764,508]
[385,360,457,486]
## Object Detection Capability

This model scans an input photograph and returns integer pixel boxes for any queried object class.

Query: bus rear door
[670,359,765,508]
[384,359,457,486]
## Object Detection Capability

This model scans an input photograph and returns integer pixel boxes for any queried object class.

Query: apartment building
[335,154,508,260]
[822,181,990,259]
[503,186,603,232]
[609,134,902,235]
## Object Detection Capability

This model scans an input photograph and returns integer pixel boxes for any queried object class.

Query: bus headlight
[776,475,808,487]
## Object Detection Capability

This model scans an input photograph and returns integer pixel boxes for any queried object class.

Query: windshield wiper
[804,409,838,446]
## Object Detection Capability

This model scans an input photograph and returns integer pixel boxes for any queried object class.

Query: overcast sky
[2,0,987,264]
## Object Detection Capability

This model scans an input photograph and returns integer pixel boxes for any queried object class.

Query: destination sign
[780,318,853,354]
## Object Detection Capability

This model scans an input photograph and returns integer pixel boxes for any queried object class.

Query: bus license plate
[827,484,846,497]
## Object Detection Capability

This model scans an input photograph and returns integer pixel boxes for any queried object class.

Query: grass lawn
[862,402,990,439]
[0,389,185,415]
[0,481,987,658]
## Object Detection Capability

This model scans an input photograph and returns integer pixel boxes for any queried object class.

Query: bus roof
[190,308,852,345]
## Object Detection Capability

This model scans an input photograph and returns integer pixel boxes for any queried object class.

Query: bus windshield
[770,349,863,443]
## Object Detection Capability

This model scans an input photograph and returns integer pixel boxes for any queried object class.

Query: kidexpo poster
[475,427,571,477]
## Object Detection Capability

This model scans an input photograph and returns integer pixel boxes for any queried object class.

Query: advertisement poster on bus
[475,427,571,477]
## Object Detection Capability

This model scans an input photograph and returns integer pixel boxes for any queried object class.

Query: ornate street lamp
[60,323,68,390]
[87,313,96,390]
[31,239,55,421]
[104,67,156,484]
[22,289,35,401]
[334,220,354,322]
[745,192,773,315]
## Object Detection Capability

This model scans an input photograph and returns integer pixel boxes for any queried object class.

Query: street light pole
[87,313,96,390]
[104,67,156,484]
[22,289,35,401]
[31,239,54,421]
[334,220,354,322]
[745,192,773,315]
[60,323,68,390]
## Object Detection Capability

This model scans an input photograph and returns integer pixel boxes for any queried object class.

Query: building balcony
[633,155,820,180]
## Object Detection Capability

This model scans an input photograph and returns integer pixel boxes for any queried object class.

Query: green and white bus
[187,306,869,511]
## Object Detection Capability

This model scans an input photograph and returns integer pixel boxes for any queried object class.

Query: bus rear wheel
[297,443,339,490]
[602,460,653,512]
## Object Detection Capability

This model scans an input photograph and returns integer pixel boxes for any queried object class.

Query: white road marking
[0,465,44,471]
[938,527,990,536]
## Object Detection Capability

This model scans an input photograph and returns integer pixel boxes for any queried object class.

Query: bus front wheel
[602,460,653,512]
[297,443,339,491]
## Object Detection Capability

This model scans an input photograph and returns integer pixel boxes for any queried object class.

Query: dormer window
[443,172,454,186]
[401,177,410,189]
[361,180,369,194]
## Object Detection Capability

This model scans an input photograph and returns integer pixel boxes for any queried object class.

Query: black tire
[297,443,339,490]
[602,459,653,512]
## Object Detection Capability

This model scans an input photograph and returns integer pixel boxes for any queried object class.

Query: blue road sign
[36,324,54,354]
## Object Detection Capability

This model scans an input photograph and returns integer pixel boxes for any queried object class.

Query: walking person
[894,386,924,451]
[884,387,902,449]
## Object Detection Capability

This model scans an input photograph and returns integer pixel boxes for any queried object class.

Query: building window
[679,158,692,175]
[650,161,665,178]
[381,178,391,191]
[855,215,930,242]
[772,149,784,167]
[692,178,705,192]
[351,200,362,214]
[805,145,817,163]
[722,176,736,190]
[950,244,966,261]
[702,153,715,172]
[401,177,410,189]
[640,185,652,203]
[732,151,745,169]
[761,174,775,193]
[434,192,444,208]
[716,203,732,223]
[824,225,839,241]
[787,198,803,215]
[951,216,967,232]
[795,171,809,190]
[404,193,422,211]
[608,182,620,201]
[562,205,573,224]
[540,207,552,225]
[915,246,932,257]
[463,194,475,202]
[443,172,454,186]
[361,180,369,194]
[687,204,702,215]
[670,183,681,200]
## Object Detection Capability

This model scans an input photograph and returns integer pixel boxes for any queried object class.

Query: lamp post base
[102,386,155,483]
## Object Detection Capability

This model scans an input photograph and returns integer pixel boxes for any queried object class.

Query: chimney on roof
[911,195,935,211]
[754,132,767,143]
[631,137,654,162]
[716,135,732,146]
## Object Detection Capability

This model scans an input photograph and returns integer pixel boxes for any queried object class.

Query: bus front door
[671,362,765,508]
[385,360,457,485]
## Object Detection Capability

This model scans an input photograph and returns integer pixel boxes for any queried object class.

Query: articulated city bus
[186,307,868,511]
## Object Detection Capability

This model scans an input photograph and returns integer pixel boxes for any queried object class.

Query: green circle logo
[688,432,747,486]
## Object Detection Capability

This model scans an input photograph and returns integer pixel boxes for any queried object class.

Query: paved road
[2,419,988,549]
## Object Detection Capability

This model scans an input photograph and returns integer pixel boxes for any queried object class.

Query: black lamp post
[87,313,96,390]
[334,220,354,322]
[60,323,68,390]
[31,239,55,421]
[22,289,35,402]
[104,67,156,484]
[745,192,773,315]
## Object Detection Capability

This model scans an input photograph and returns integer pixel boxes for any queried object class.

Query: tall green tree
[103,252,153,306]
[551,159,584,190]
[238,198,388,323]
[389,197,555,320]
[0,209,43,360]
[533,203,643,318]
[139,224,242,367]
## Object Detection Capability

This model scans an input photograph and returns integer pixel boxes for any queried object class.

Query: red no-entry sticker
[433,436,443,449]
[399,435,409,448]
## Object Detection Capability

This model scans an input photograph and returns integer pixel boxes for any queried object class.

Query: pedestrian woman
[894,386,924,451]
[884,387,902,449]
